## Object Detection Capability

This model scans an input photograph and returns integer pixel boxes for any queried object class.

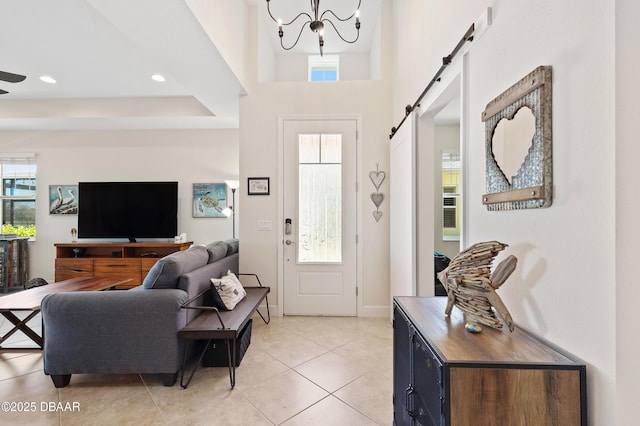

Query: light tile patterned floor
[0,311,393,425]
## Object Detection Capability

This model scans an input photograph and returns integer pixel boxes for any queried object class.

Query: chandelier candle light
[266,0,361,56]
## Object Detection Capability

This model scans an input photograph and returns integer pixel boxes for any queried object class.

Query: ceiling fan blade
[0,89,8,95]
[0,71,27,83]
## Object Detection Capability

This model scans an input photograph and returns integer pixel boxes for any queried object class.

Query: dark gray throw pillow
[225,239,239,256]
[206,241,228,263]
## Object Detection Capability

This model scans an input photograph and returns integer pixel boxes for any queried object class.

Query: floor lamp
[223,180,240,239]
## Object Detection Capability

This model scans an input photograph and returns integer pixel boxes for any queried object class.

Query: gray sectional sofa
[41,239,239,388]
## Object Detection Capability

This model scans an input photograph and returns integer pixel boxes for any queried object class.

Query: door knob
[285,239,294,245]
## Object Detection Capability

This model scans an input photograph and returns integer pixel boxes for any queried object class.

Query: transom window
[308,55,339,82]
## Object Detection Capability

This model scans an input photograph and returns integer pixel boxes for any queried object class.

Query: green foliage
[1,224,36,237]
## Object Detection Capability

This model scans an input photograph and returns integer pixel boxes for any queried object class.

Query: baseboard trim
[359,305,390,318]
[253,304,390,318]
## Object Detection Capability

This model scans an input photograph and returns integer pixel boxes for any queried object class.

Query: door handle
[405,385,414,417]
[285,218,292,235]
[285,239,295,245]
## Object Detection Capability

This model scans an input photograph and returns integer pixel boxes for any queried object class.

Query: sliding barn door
[390,112,417,317]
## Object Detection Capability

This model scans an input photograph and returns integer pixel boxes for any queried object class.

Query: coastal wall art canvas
[192,183,227,218]
[49,185,78,215]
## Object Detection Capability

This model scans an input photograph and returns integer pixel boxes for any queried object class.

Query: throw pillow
[208,285,226,310]
[205,241,228,263]
[142,246,208,289]
[225,239,239,256]
[210,270,246,310]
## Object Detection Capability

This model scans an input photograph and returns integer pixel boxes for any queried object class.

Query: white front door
[282,119,357,316]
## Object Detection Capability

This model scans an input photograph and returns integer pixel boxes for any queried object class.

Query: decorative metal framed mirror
[482,66,552,210]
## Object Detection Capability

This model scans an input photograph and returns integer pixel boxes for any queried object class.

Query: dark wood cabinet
[393,297,587,426]
[54,242,192,289]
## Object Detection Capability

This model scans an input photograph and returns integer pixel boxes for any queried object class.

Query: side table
[178,282,270,389]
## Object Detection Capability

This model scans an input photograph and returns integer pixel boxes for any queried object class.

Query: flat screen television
[78,181,178,242]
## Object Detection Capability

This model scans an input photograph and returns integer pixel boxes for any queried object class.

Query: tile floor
[0,310,393,425]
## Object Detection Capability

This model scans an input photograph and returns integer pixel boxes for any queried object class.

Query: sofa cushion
[205,241,228,263]
[142,246,208,289]
[225,239,239,256]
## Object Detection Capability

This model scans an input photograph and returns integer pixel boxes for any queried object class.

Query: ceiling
[0,0,243,131]
[434,97,461,125]
[0,0,379,132]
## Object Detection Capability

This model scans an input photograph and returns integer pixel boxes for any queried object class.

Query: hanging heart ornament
[369,169,386,191]
[372,211,383,222]
[371,192,384,208]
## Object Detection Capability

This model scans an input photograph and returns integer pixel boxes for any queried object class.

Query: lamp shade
[225,180,240,190]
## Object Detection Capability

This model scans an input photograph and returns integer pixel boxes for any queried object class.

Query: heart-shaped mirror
[491,106,536,184]
[482,66,553,210]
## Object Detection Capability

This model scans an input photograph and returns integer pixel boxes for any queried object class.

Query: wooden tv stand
[54,242,192,289]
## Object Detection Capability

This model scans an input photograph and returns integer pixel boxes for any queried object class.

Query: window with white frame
[0,154,36,237]
[308,55,339,82]
[442,152,460,241]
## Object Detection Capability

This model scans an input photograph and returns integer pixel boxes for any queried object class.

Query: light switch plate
[257,220,272,231]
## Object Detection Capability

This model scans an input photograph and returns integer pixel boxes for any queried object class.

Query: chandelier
[266,0,361,56]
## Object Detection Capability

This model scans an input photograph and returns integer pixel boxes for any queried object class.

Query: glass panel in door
[298,133,342,263]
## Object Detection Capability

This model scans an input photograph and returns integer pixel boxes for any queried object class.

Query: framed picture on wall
[192,183,227,218]
[49,185,78,215]
[248,177,270,195]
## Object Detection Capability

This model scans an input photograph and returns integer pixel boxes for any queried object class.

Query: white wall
[0,129,239,282]
[274,53,371,82]
[615,0,640,423]
[239,1,393,316]
[393,0,618,424]
[239,81,392,316]
[369,7,383,80]
[186,0,247,86]
[256,6,276,83]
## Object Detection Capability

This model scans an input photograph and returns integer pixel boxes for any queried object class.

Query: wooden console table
[54,242,192,289]
[393,297,587,425]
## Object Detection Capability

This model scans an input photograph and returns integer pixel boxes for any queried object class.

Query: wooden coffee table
[0,276,132,350]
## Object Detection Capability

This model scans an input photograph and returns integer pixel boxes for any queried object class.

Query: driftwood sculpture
[437,241,517,332]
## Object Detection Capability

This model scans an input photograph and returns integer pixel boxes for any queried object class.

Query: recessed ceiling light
[39,75,56,84]
[151,74,166,82]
